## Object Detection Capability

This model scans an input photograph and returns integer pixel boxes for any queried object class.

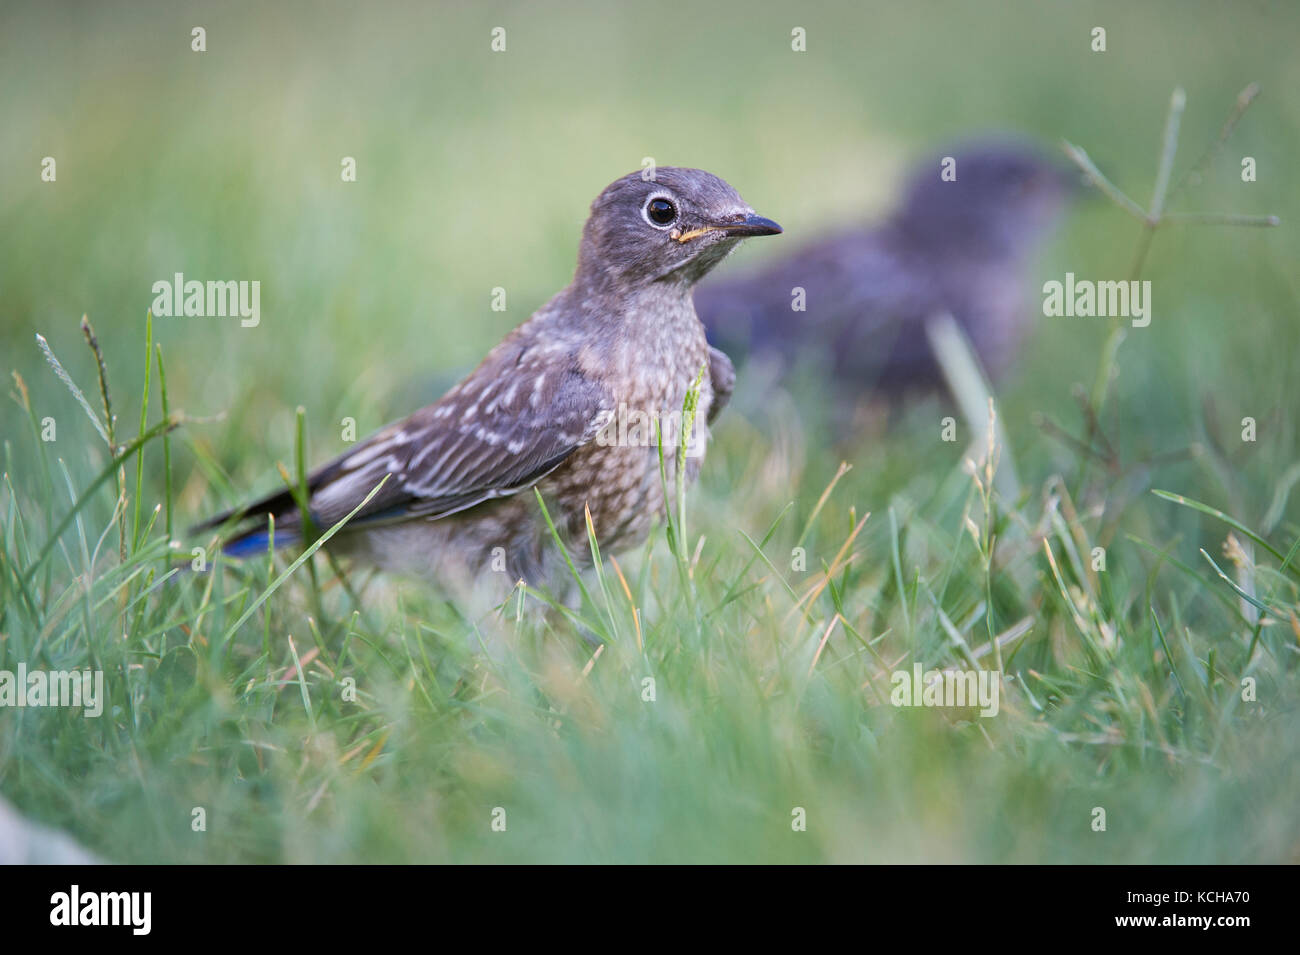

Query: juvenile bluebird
[195,168,780,598]
[695,139,1073,403]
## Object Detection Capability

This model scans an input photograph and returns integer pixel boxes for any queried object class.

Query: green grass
[1,0,1298,863]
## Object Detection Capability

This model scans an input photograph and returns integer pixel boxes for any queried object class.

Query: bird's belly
[547,411,708,555]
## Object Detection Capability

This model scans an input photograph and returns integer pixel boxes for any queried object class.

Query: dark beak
[717,213,783,237]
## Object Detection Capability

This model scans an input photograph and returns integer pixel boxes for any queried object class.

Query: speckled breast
[545,339,714,558]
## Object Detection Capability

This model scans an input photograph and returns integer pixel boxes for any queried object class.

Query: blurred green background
[3,0,1296,485]
[1,0,1297,863]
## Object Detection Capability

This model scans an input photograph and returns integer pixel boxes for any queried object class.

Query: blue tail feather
[223,529,298,559]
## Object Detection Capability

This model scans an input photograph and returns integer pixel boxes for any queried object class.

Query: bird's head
[576,167,782,291]
[896,140,1075,257]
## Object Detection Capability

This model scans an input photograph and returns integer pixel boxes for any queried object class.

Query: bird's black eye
[645,197,677,226]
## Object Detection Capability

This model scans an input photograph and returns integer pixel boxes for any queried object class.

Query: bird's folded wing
[197,359,614,535]
[706,345,734,425]
[313,363,614,527]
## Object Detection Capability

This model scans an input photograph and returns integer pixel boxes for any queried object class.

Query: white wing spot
[343,440,398,470]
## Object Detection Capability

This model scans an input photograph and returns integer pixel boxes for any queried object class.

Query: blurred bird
[195,168,780,598]
[695,139,1073,408]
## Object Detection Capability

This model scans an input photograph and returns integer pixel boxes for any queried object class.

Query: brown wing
[196,344,613,535]
[707,345,735,425]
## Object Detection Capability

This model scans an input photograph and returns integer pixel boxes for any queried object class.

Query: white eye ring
[642,193,679,229]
